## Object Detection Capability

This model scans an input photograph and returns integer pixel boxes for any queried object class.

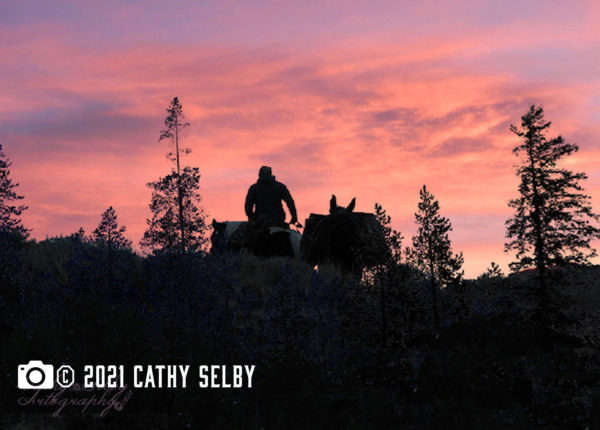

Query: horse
[300,195,388,276]
[210,219,301,258]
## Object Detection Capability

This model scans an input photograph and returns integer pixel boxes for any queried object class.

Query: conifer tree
[92,206,132,250]
[371,203,404,346]
[160,96,191,252]
[411,185,464,329]
[141,167,208,254]
[374,203,404,264]
[160,96,190,176]
[479,262,504,280]
[142,97,208,253]
[0,144,28,236]
[505,105,600,289]
[93,206,132,288]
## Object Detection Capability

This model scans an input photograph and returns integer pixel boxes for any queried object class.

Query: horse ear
[330,195,337,213]
[347,198,356,212]
[212,219,217,227]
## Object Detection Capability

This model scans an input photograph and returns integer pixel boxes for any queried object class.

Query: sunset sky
[2,1,600,277]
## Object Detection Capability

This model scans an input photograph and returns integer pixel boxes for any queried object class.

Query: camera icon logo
[18,361,54,390]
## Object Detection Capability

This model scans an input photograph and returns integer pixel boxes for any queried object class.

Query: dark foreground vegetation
[2,102,600,428]
[2,231,600,429]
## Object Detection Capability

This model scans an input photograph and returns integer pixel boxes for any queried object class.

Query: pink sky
[2,1,600,277]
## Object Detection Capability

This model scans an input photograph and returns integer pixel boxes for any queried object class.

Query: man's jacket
[245,175,297,224]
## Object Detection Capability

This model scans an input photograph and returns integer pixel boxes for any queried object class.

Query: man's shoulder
[247,183,259,195]
[274,180,289,190]
[257,179,286,189]
[250,179,288,192]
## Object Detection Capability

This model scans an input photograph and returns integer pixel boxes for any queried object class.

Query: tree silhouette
[371,203,404,346]
[0,144,28,236]
[479,261,504,280]
[505,105,600,289]
[374,203,403,264]
[141,166,208,254]
[411,185,464,329]
[92,206,132,289]
[160,97,191,173]
[160,97,191,252]
[92,206,132,250]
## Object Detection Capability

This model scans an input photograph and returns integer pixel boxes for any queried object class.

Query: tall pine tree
[141,97,208,254]
[0,144,28,236]
[160,96,191,252]
[411,185,463,329]
[505,105,600,289]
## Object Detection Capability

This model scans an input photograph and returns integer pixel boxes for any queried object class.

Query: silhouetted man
[245,166,298,228]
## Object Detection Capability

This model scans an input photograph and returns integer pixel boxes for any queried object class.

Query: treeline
[4,100,599,283]
[2,101,600,428]
[3,218,600,427]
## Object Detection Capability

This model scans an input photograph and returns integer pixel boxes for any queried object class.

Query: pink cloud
[2,2,600,276]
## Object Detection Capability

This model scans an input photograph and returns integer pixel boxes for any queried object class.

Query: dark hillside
[2,233,600,428]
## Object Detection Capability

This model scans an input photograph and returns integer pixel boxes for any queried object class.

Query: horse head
[210,219,228,252]
[329,195,356,215]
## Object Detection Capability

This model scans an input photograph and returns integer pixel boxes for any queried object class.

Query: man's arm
[282,186,298,223]
[245,186,255,220]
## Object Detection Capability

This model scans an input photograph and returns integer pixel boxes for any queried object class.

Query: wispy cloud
[2,1,600,276]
